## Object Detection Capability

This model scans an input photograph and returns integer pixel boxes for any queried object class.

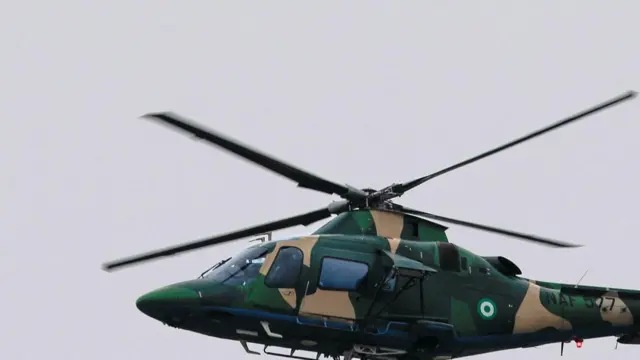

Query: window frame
[317,256,370,292]
[264,246,304,289]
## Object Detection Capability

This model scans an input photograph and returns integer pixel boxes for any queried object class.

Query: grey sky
[2,2,639,359]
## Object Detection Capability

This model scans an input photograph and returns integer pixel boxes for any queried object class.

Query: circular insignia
[477,298,497,320]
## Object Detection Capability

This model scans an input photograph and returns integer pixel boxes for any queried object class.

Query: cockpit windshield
[198,245,269,287]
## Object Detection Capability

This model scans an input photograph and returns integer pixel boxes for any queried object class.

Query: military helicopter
[104,90,639,360]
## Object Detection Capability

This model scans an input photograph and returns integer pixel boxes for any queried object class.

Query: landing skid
[344,344,406,360]
[239,341,407,360]
[240,341,338,360]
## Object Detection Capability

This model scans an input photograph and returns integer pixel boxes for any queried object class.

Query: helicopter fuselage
[135,233,640,360]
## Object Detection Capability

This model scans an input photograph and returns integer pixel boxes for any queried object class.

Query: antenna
[561,269,590,355]
[575,269,589,287]
[249,232,273,244]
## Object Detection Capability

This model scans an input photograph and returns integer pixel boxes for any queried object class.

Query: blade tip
[562,243,583,248]
[101,264,114,272]
[141,112,169,120]
[101,261,124,272]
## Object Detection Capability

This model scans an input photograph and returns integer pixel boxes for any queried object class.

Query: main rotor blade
[392,90,637,196]
[398,205,581,248]
[142,112,368,201]
[101,207,332,271]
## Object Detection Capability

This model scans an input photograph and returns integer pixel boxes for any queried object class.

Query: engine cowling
[481,256,522,277]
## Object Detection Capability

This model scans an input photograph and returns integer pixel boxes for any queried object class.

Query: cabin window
[438,243,461,272]
[265,247,303,288]
[318,257,369,291]
[410,222,419,237]
[461,257,468,272]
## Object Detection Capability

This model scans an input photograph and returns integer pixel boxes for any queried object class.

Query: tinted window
[411,222,419,237]
[265,247,303,288]
[461,257,468,272]
[438,243,461,272]
[319,257,368,291]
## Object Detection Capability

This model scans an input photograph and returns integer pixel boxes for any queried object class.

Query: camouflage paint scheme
[136,209,640,359]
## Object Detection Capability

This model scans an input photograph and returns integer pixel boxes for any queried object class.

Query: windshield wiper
[198,257,231,278]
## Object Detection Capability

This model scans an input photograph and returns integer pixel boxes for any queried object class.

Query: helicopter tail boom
[531,279,640,333]
[535,279,640,300]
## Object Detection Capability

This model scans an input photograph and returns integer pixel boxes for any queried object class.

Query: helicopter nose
[136,285,200,322]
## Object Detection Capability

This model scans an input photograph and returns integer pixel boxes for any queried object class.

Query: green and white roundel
[477,298,497,320]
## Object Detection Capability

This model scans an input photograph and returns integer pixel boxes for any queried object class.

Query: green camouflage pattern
[136,209,640,359]
[313,209,449,243]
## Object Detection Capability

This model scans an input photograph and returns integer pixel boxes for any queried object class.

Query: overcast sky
[2,2,640,359]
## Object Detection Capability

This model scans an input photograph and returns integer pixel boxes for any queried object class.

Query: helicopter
[104,90,640,360]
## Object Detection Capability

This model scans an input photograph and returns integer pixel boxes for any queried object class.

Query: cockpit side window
[265,247,303,288]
